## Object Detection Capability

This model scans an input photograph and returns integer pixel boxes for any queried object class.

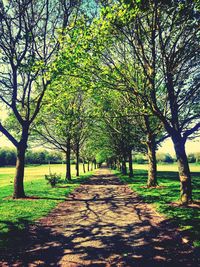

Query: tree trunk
[114,159,117,170]
[117,160,121,171]
[90,162,93,171]
[147,134,157,187]
[83,160,86,173]
[110,161,113,169]
[76,143,79,177]
[87,161,90,172]
[121,160,127,175]
[173,137,192,204]
[128,149,133,178]
[163,68,192,204]
[66,138,71,180]
[13,146,26,198]
[94,159,97,169]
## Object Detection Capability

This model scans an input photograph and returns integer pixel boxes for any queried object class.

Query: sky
[158,137,200,156]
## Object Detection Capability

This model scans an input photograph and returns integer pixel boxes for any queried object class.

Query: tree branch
[0,122,18,147]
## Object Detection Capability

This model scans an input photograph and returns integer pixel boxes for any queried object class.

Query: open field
[0,164,93,248]
[117,163,200,247]
[0,163,87,187]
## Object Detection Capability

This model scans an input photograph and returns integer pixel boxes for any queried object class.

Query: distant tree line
[0,148,63,166]
[0,147,99,167]
[0,148,16,166]
[188,153,200,164]
[132,153,200,164]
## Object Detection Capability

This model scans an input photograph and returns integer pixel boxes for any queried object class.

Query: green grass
[0,164,94,249]
[115,163,200,247]
[0,163,87,187]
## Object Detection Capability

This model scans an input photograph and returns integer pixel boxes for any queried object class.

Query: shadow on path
[0,168,199,267]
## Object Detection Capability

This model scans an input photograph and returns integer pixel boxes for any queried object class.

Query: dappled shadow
[0,219,71,266]
[60,175,91,185]
[82,174,124,186]
[0,168,199,266]
[121,169,200,245]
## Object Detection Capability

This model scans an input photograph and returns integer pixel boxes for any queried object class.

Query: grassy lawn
[0,163,87,187]
[0,164,93,249]
[116,163,200,247]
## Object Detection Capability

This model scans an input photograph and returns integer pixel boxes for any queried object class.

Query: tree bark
[90,162,93,171]
[114,159,117,170]
[121,160,127,175]
[66,138,71,180]
[128,149,133,178]
[173,137,192,204]
[76,143,79,177]
[83,160,86,173]
[117,159,121,171]
[87,161,90,172]
[147,134,157,187]
[13,145,26,198]
[94,159,97,169]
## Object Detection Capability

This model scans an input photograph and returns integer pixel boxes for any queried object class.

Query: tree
[71,92,93,177]
[32,14,104,179]
[0,0,79,197]
[34,75,92,180]
[99,0,200,203]
[123,89,167,186]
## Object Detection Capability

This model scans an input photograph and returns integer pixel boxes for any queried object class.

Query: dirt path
[1,168,199,266]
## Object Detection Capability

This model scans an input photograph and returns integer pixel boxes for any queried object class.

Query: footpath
[0,168,199,266]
